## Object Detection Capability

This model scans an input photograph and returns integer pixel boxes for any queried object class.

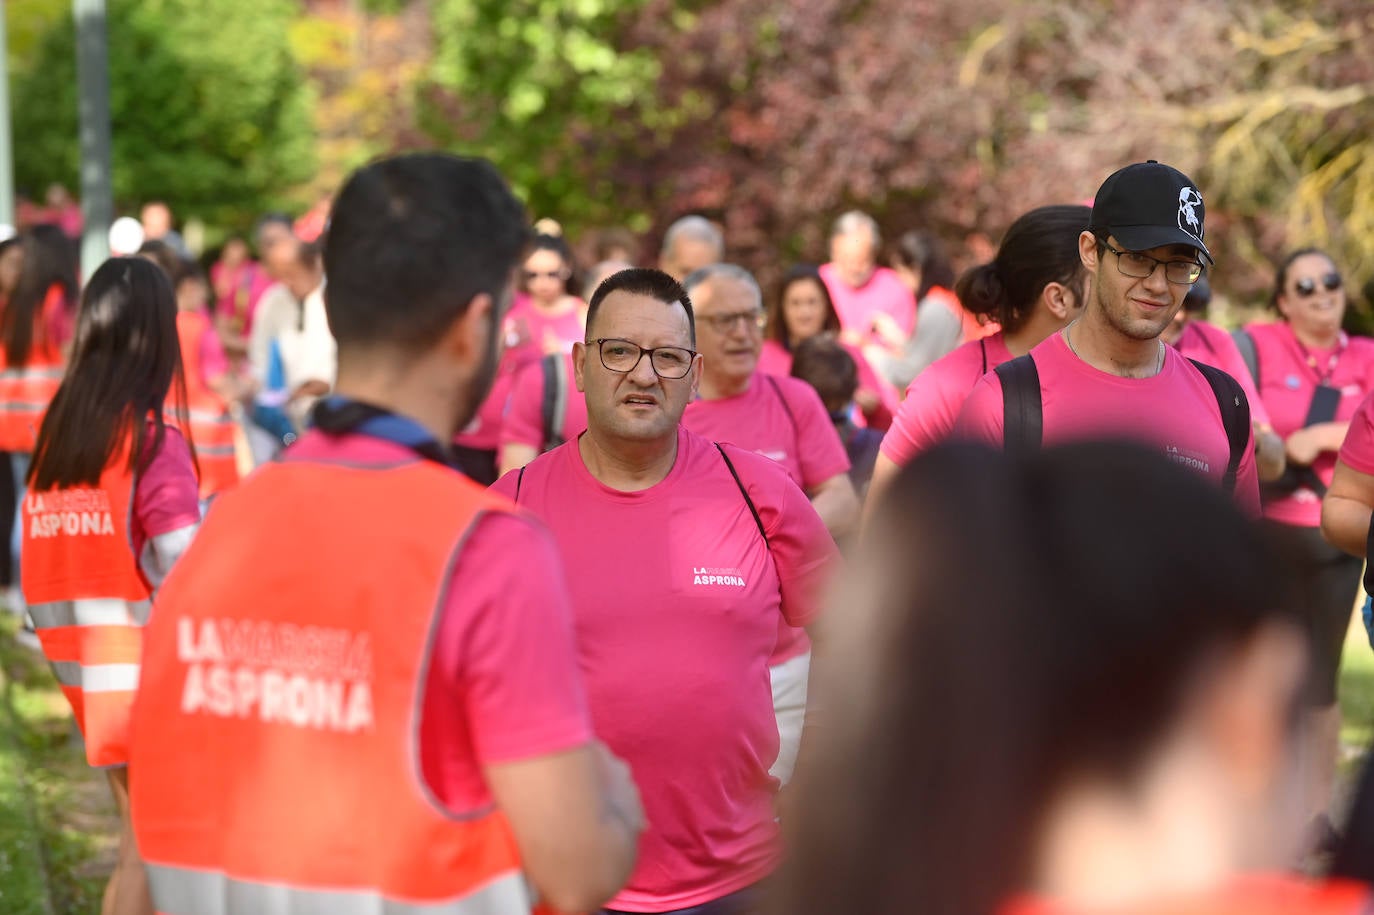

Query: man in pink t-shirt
[493,268,838,915]
[820,211,916,351]
[956,161,1260,514]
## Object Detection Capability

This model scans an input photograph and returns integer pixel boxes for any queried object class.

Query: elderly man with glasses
[492,267,838,915]
[956,160,1260,513]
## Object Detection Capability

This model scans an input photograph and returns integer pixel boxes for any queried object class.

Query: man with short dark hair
[494,267,837,915]
[957,160,1259,511]
[131,153,643,915]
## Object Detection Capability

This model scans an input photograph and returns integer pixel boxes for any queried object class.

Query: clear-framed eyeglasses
[590,338,697,379]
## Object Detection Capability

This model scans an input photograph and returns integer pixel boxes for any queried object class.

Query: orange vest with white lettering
[21,435,151,767]
[176,310,239,499]
[130,456,537,915]
[0,285,67,452]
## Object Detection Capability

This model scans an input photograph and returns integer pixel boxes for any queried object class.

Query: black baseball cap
[1088,160,1213,264]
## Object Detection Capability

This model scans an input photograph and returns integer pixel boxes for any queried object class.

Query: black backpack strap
[1187,359,1250,496]
[715,443,769,549]
[1231,328,1259,388]
[514,466,525,503]
[979,338,988,375]
[764,374,798,440]
[540,352,568,452]
[993,354,1043,455]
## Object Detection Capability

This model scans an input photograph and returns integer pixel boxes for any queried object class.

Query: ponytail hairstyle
[772,440,1301,915]
[3,224,78,366]
[29,257,193,490]
[954,205,1090,336]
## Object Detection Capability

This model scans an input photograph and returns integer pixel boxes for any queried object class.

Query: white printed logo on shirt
[692,566,748,587]
[1165,445,1211,475]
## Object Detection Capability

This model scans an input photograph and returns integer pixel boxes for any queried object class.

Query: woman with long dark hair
[761,265,898,429]
[866,205,1089,513]
[22,257,200,915]
[776,441,1368,915]
[0,224,78,591]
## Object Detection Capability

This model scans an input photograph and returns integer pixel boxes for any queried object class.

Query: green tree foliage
[421,0,662,228]
[11,0,316,227]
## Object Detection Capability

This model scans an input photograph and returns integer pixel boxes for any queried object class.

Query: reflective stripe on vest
[29,597,152,629]
[146,865,530,915]
[49,660,140,693]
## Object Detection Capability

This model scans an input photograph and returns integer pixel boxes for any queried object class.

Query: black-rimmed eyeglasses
[589,338,697,379]
[1102,242,1204,286]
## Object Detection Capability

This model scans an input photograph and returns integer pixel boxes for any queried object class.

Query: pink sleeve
[427,511,592,765]
[732,449,839,628]
[134,427,202,539]
[785,379,851,489]
[499,360,546,450]
[953,374,1006,446]
[199,321,230,382]
[1339,393,1374,475]
[880,368,967,466]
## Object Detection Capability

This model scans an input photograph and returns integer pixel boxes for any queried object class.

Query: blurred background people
[659,215,723,282]
[789,335,883,500]
[1235,248,1374,841]
[820,210,915,356]
[774,440,1368,915]
[761,264,897,430]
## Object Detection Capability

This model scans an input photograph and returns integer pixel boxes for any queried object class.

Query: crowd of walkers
[5,151,1374,915]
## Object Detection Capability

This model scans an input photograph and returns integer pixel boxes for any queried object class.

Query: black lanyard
[309,396,456,468]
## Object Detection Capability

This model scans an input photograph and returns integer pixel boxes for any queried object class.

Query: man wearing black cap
[956,161,1260,511]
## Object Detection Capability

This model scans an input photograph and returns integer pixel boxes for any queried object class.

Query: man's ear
[1042,282,1074,321]
[572,341,588,393]
[1079,231,1100,273]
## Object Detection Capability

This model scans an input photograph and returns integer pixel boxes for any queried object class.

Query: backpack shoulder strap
[1187,358,1250,496]
[715,443,769,549]
[514,466,525,503]
[540,352,568,452]
[993,354,1043,455]
[764,373,798,439]
[979,337,988,375]
[1231,328,1259,388]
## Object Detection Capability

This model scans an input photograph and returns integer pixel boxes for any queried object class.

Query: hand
[1285,427,1321,467]
[592,741,646,835]
[854,389,880,414]
[869,312,907,348]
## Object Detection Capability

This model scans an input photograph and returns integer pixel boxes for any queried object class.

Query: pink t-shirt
[1243,321,1374,527]
[132,425,201,559]
[500,352,589,453]
[881,333,1013,467]
[956,332,1261,516]
[491,427,836,911]
[758,338,899,431]
[818,264,917,346]
[1338,390,1374,475]
[1172,320,1271,427]
[283,430,593,813]
[683,372,848,666]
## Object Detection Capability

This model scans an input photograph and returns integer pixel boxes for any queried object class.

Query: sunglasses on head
[1293,272,1342,297]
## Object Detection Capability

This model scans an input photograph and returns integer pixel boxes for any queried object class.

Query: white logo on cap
[1178,187,1203,240]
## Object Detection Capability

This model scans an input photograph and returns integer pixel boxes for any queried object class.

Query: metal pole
[74,0,112,278]
[0,2,16,228]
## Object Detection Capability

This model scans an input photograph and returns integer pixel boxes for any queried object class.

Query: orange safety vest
[176,310,239,499]
[131,456,538,915]
[0,285,67,453]
[21,436,151,767]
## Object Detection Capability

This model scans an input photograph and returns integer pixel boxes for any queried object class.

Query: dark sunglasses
[1293,272,1342,297]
